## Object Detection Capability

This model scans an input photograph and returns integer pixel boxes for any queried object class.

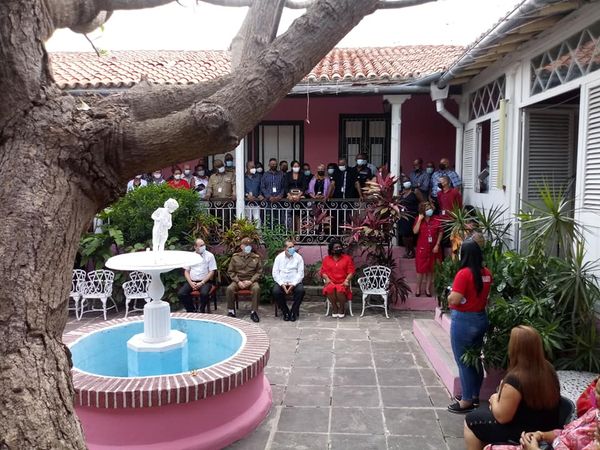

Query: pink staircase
[413,307,504,398]
[391,256,438,311]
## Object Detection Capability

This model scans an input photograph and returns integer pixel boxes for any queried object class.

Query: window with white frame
[531,19,600,96]
[256,122,303,165]
[469,76,506,120]
[339,115,390,168]
[475,120,491,193]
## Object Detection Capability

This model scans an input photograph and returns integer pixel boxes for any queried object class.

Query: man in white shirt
[177,238,217,313]
[272,239,305,322]
[126,175,147,192]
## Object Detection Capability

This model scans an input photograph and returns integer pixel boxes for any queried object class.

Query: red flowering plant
[342,172,411,305]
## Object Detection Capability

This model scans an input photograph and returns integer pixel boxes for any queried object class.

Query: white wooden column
[235,139,245,219]
[384,95,410,195]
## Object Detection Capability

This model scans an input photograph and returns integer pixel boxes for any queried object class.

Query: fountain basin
[64,314,271,450]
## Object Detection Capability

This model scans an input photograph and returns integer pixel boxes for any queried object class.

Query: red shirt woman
[320,240,355,318]
[412,201,443,296]
[450,266,492,313]
[168,169,191,190]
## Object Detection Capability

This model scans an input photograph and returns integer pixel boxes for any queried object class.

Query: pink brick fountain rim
[63,313,270,409]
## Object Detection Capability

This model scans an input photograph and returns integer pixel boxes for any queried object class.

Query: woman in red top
[320,239,355,319]
[413,201,443,296]
[168,168,191,190]
[447,238,493,414]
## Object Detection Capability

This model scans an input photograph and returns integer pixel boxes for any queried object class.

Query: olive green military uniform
[206,172,236,199]
[226,252,263,311]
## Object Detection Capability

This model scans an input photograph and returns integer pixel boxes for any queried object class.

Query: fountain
[64,199,271,449]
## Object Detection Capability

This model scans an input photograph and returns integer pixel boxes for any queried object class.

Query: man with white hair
[178,238,217,313]
[272,239,305,322]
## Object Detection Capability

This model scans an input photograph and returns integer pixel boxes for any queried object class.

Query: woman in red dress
[320,239,356,318]
[412,201,443,296]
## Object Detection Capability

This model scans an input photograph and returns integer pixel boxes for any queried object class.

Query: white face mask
[174,174,182,180]
[243,245,252,253]
[196,245,206,254]
[153,172,161,179]
[338,165,346,172]
[257,167,263,173]
[250,168,257,174]
[356,159,365,166]
[426,167,434,174]
[197,170,205,177]
[292,167,300,173]
[218,167,226,174]
[225,161,233,167]
[184,169,191,176]
[403,181,412,189]
[328,168,335,175]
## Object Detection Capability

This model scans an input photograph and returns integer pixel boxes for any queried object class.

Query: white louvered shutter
[490,119,500,190]
[584,85,600,209]
[523,110,574,202]
[462,126,475,189]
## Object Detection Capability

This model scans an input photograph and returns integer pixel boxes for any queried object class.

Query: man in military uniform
[226,237,263,322]
[205,159,236,200]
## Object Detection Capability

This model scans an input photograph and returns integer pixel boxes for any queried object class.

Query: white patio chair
[68,269,87,320]
[123,271,151,318]
[357,265,391,319]
[323,279,354,317]
[79,269,118,320]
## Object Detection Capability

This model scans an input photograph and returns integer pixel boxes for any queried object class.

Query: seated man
[226,237,263,322]
[177,238,217,313]
[272,239,305,322]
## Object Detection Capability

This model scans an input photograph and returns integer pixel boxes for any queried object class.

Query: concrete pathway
[65,302,465,450]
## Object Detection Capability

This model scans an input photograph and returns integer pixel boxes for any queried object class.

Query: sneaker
[331,313,339,318]
[250,311,260,323]
[338,313,345,319]
[227,311,236,318]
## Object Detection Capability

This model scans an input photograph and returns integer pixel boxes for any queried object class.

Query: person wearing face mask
[307,163,333,200]
[431,157,462,199]
[167,168,191,189]
[224,153,235,172]
[409,158,432,199]
[244,161,262,225]
[193,164,209,199]
[181,164,195,189]
[127,174,147,192]
[332,157,358,199]
[255,161,264,178]
[398,177,419,258]
[302,163,313,187]
[437,175,463,218]
[285,160,307,202]
[354,153,374,199]
[178,239,217,313]
[413,201,443,297]
[226,238,263,322]
[272,239,305,322]
[260,158,286,203]
[320,239,355,319]
[205,159,236,200]
[150,170,166,185]
[279,160,289,173]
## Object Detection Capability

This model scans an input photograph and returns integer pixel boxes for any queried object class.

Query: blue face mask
[425,209,434,217]
[426,167,434,174]
[225,161,233,167]
[403,181,412,189]
[287,247,296,255]
[356,159,365,166]
[243,245,252,253]
[304,170,311,177]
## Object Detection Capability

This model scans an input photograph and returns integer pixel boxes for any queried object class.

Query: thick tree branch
[230,0,285,68]
[200,0,435,8]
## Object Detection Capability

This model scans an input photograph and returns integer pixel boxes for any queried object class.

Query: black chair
[557,395,576,426]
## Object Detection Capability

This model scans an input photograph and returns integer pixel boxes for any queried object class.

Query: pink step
[434,307,452,334]
[392,296,437,311]
[413,318,504,398]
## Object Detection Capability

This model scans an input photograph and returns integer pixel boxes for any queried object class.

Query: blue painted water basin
[71,318,243,377]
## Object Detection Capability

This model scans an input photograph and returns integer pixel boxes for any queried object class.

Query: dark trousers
[178,282,212,312]
[273,283,305,316]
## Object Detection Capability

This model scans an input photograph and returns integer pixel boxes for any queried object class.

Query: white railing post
[235,139,245,220]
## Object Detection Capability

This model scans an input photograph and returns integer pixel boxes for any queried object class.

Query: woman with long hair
[320,239,355,318]
[464,325,561,450]
[447,239,493,414]
[413,201,443,296]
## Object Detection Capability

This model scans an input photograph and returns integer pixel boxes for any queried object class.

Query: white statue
[151,198,179,253]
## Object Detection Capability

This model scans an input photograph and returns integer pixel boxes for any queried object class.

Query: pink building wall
[168,93,459,174]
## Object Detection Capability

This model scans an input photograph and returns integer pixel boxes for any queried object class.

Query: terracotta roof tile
[50,46,464,90]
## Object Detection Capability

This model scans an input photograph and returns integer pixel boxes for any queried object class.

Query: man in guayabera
[226,238,263,323]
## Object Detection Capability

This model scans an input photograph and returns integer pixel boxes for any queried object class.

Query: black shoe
[447,401,475,414]
[250,311,260,323]
[227,311,236,318]
[290,312,297,322]
[454,395,479,407]
[283,313,290,321]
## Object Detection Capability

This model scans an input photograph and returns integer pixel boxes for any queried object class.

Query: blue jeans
[450,310,488,402]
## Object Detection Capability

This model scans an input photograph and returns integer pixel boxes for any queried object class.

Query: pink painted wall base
[78,374,272,450]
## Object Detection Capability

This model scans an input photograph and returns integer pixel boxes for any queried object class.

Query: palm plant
[475,205,511,249]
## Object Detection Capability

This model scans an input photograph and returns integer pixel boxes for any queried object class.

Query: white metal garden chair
[68,269,87,320]
[357,265,391,319]
[79,269,118,320]
[123,271,151,318]
[324,279,354,317]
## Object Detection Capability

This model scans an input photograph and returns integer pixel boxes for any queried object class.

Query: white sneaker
[338,314,345,319]
[331,313,339,318]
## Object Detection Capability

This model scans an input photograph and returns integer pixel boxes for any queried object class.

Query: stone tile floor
[64,302,465,450]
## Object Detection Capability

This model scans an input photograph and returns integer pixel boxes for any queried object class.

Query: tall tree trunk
[0,93,117,448]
